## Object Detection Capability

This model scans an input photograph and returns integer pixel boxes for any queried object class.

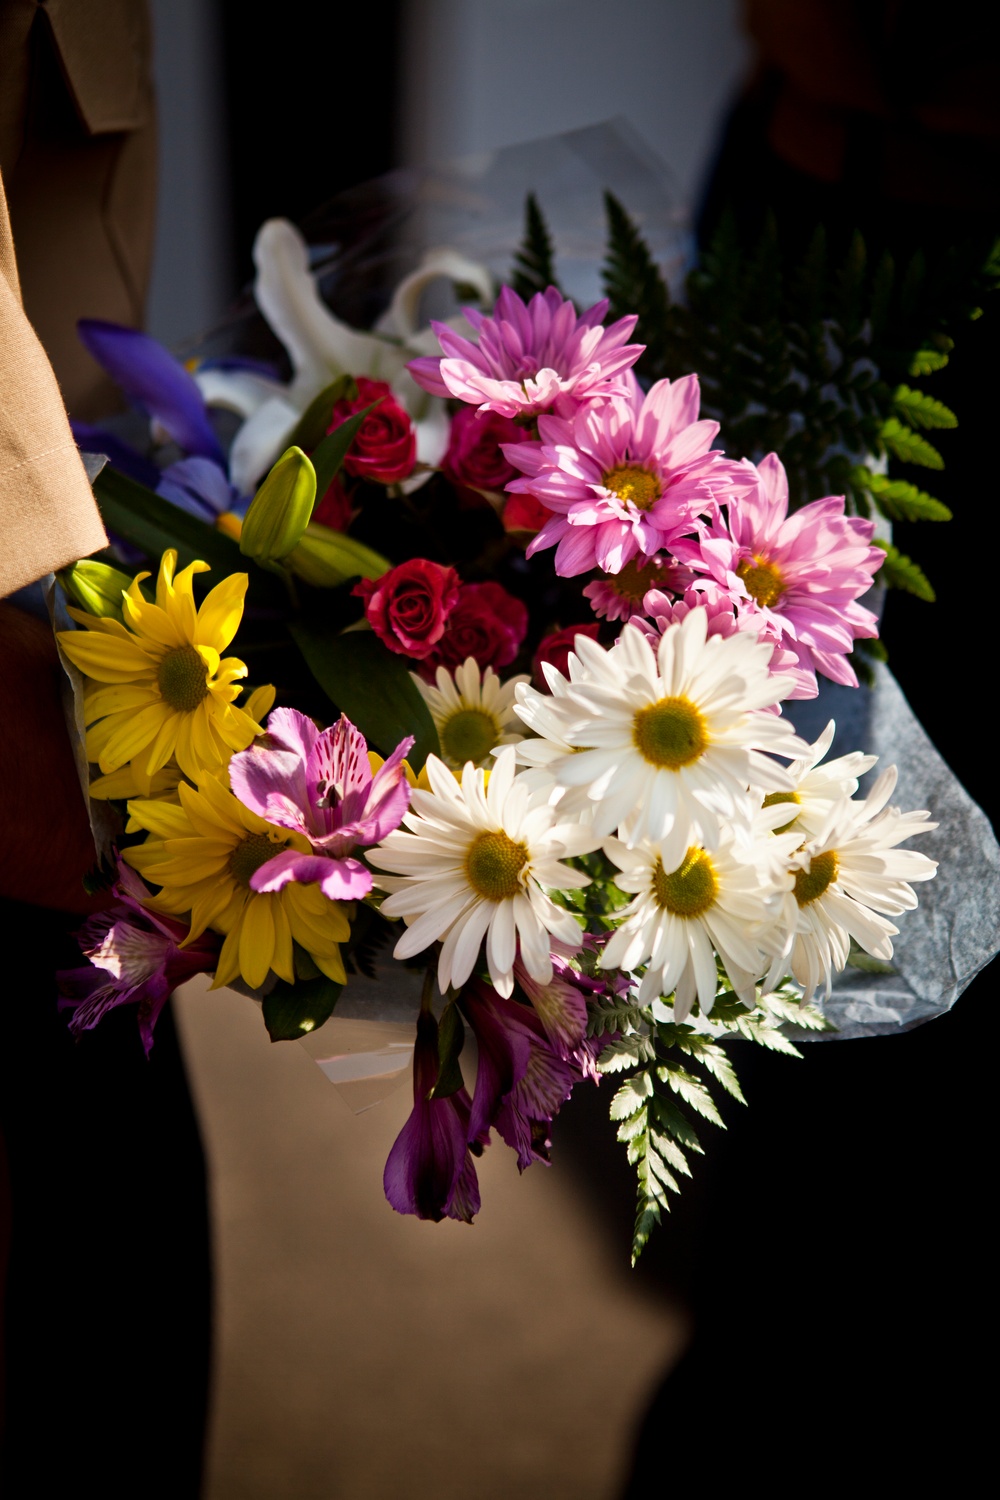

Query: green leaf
[310,402,379,502]
[660,1064,724,1127]
[289,622,439,767]
[94,466,250,579]
[58,558,135,621]
[879,418,944,470]
[263,974,341,1041]
[891,384,957,430]
[602,191,670,376]
[874,540,936,601]
[907,347,950,376]
[610,1071,653,1121]
[854,469,952,523]
[430,1003,466,1098]
[287,375,358,453]
[597,1035,655,1073]
[510,193,559,301]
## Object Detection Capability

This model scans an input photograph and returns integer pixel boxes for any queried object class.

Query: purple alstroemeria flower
[78,319,226,467]
[56,863,220,1057]
[229,707,413,902]
[462,978,594,1172]
[383,1009,486,1223]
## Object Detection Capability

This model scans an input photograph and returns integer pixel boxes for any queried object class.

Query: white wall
[402,0,750,204]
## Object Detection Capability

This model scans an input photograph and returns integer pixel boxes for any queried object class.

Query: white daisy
[414,657,528,769]
[601,822,795,1019]
[769,765,938,1000]
[368,747,600,996]
[514,610,809,863]
[758,719,878,838]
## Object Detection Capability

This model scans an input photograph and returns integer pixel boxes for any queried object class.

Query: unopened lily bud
[286,523,389,588]
[59,559,134,622]
[240,446,316,564]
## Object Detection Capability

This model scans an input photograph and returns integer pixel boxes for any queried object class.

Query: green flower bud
[240,446,316,564]
[59,559,134,622]
[287,524,389,588]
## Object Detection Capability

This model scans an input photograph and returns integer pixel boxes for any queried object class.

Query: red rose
[330,376,416,485]
[441,407,524,495]
[533,623,601,687]
[503,491,553,537]
[354,559,460,659]
[425,582,529,676]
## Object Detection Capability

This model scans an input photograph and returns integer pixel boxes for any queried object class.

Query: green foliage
[597,979,832,1263]
[240,446,316,565]
[511,193,560,302]
[289,621,439,767]
[873,540,936,601]
[263,973,341,1041]
[287,375,358,452]
[586,192,999,606]
[602,192,672,378]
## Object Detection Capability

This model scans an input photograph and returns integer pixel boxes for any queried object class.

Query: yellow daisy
[58,549,264,786]
[124,774,350,991]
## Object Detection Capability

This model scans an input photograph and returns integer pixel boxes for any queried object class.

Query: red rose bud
[424,581,528,676]
[330,376,416,485]
[354,559,461,659]
[441,407,523,496]
[503,491,553,537]
[533,622,601,688]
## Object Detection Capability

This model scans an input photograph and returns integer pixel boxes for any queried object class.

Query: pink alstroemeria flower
[671,453,885,688]
[57,863,220,1056]
[407,285,643,419]
[504,374,755,577]
[228,708,413,901]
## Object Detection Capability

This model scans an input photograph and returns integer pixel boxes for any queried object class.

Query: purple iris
[383,1009,486,1223]
[229,707,413,901]
[57,863,220,1057]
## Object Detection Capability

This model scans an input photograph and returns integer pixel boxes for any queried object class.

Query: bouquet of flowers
[53,128,993,1261]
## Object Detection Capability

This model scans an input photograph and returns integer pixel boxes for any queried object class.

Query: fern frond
[891,384,957,430]
[855,469,952,522]
[510,193,559,302]
[601,191,671,377]
[879,418,945,469]
[874,540,936,601]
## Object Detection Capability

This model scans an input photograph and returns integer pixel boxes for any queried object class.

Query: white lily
[200,219,494,496]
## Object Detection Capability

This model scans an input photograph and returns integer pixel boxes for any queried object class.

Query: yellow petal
[122,593,186,648]
[189,701,220,769]
[83,682,161,722]
[126,798,191,838]
[194,572,248,652]
[181,777,247,837]
[65,606,136,638]
[212,924,243,988]
[244,683,276,723]
[239,894,274,989]
[212,702,260,753]
[98,702,172,773]
[58,631,160,683]
[312,945,346,985]
[270,897,295,983]
[144,711,181,776]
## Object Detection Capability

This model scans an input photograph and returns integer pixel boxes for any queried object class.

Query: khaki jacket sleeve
[0,170,107,599]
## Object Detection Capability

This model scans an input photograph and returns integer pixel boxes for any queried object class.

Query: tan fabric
[1,0,157,419]
[0,171,107,597]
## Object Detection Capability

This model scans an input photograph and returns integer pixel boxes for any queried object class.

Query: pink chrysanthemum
[407,285,643,419]
[583,555,693,622]
[503,374,754,577]
[671,453,884,688]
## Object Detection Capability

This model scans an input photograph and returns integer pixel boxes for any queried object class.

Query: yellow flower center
[632,695,708,769]
[763,789,802,834]
[612,557,657,602]
[157,644,209,712]
[737,555,785,609]
[229,832,283,887]
[465,830,529,901]
[793,850,839,906]
[652,848,718,917]
[602,464,661,511]
[441,708,500,766]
